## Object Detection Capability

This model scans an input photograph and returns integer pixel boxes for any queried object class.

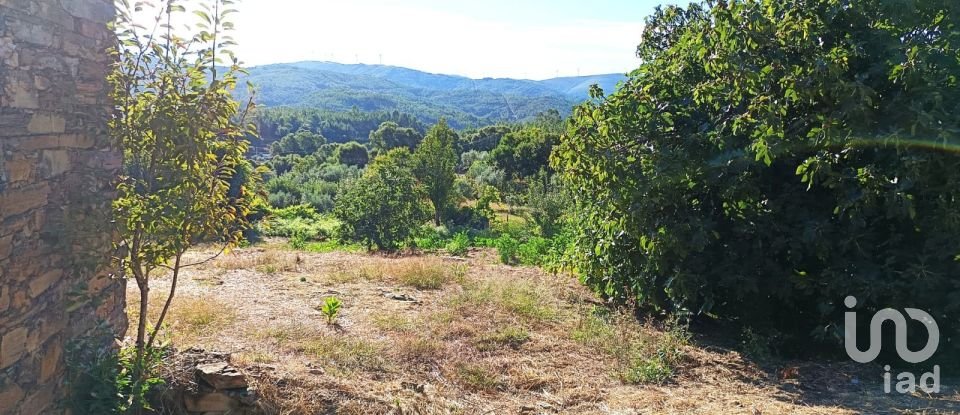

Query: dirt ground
[128,242,960,414]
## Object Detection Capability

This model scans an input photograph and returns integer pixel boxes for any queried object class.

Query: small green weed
[495,234,520,265]
[319,296,343,325]
[446,231,471,256]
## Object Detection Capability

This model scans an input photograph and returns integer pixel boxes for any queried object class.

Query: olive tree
[334,149,427,250]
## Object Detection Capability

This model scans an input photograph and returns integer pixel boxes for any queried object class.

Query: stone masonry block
[40,149,69,178]
[28,269,61,297]
[0,326,28,369]
[26,113,65,134]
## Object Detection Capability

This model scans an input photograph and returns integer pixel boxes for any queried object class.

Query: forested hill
[238,61,625,129]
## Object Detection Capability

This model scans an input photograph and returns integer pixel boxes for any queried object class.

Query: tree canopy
[414,119,459,224]
[369,121,425,153]
[554,0,960,356]
[334,149,427,250]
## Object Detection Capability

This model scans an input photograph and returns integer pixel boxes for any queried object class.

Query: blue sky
[224,0,675,79]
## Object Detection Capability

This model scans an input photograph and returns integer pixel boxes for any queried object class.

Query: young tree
[334,149,427,250]
[109,0,258,399]
[526,170,565,237]
[414,119,459,225]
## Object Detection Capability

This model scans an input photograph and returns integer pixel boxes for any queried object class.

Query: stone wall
[0,1,125,414]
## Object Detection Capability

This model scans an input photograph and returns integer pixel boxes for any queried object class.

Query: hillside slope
[239,61,625,128]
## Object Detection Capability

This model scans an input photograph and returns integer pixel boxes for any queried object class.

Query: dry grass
[449,278,559,324]
[326,263,383,284]
[475,326,530,352]
[453,362,504,393]
[393,257,460,290]
[233,349,278,365]
[126,293,237,346]
[392,335,446,365]
[297,336,387,374]
[136,245,960,415]
[214,249,301,274]
[371,313,415,333]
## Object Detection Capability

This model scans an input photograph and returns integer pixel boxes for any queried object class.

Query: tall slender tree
[414,119,459,225]
[109,0,258,406]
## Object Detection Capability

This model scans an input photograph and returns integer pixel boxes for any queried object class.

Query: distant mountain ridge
[239,61,626,128]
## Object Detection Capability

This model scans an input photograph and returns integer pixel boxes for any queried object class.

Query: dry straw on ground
[131,245,960,414]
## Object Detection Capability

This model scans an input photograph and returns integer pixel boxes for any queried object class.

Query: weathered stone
[18,135,61,151]
[39,342,62,382]
[0,383,25,412]
[26,114,66,134]
[18,383,54,415]
[0,234,14,260]
[183,391,241,413]
[0,286,10,313]
[0,184,49,216]
[60,0,114,23]
[37,1,75,30]
[0,36,19,67]
[29,269,61,297]
[2,187,47,217]
[40,149,69,177]
[8,17,55,47]
[5,72,40,109]
[1,327,29,369]
[5,158,35,183]
[196,362,249,390]
[59,133,94,148]
[1,1,122,412]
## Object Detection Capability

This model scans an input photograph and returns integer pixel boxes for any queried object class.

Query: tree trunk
[147,252,182,350]
[135,281,149,359]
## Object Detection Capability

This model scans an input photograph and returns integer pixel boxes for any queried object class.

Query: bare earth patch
[128,243,960,414]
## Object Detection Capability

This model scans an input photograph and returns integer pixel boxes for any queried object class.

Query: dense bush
[555,0,960,356]
[270,128,327,156]
[334,149,428,250]
[260,204,337,241]
[446,231,472,256]
[265,158,361,211]
[525,171,566,236]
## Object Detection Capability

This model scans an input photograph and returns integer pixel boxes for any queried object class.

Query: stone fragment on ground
[184,358,259,414]
[196,361,249,390]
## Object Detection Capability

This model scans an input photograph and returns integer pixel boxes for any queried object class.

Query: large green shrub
[334,149,428,250]
[555,0,960,355]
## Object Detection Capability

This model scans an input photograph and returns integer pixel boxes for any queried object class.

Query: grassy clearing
[371,313,415,333]
[572,306,690,384]
[214,250,300,274]
[475,326,530,352]
[391,258,464,290]
[298,337,387,374]
[453,363,503,393]
[450,279,558,323]
[127,294,238,346]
